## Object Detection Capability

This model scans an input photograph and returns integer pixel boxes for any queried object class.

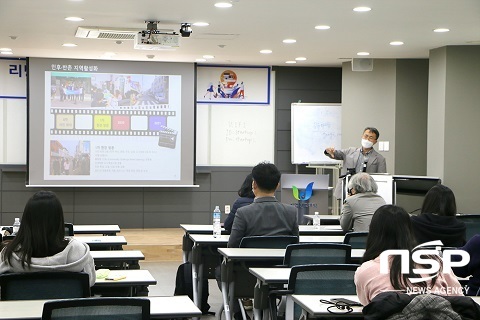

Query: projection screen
[27,58,196,187]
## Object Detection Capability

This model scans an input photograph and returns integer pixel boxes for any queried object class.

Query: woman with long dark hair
[0,191,95,286]
[355,205,463,305]
[223,173,255,232]
[411,184,466,247]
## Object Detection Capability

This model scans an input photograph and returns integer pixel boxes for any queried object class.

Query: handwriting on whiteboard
[226,120,256,144]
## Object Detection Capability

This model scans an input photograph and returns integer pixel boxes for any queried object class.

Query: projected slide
[28,58,195,187]
[45,71,180,180]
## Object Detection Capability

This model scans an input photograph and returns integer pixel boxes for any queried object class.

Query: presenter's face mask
[361,139,374,149]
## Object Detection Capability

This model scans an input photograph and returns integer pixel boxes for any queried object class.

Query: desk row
[0,295,201,320]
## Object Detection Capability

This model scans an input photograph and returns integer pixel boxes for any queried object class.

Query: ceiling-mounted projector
[134,32,180,50]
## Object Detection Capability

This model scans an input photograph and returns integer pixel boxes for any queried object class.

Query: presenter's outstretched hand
[325,147,335,158]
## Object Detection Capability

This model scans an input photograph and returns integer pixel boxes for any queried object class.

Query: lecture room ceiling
[1,0,479,66]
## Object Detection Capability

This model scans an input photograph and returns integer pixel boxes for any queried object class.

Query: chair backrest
[456,214,480,242]
[283,243,352,267]
[64,223,74,236]
[0,272,90,300]
[288,264,359,319]
[42,297,150,320]
[343,231,369,249]
[239,235,299,249]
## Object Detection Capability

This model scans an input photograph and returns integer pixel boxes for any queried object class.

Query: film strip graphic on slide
[50,108,178,148]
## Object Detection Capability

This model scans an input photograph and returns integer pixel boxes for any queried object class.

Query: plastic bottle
[313,211,321,229]
[213,206,222,238]
[12,218,21,235]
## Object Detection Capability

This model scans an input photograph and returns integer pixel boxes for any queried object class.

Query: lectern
[281,174,329,224]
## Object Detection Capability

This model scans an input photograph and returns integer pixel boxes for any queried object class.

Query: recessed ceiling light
[196,58,207,62]
[0,48,12,52]
[65,17,84,22]
[390,41,404,46]
[295,57,307,61]
[283,39,296,44]
[434,28,450,33]
[193,22,209,27]
[353,6,372,12]
[357,52,370,56]
[286,61,297,64]
[214,2,232,8]
[260,49,272,54]
[0,51,13,55]
[62,43,78,47]
[203,55,215,59]
[315,25,331,30]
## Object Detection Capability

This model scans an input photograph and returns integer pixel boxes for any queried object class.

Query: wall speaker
[352,58,373,71]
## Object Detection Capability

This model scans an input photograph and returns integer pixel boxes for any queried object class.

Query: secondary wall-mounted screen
[27,58,195,187]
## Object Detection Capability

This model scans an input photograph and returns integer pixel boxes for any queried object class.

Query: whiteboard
[196,72,275,166]
[291,103,342,164]
[196,104,275,166]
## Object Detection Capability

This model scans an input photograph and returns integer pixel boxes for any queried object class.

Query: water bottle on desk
[213,206,221,238]
[12,218,21,235]
[313,211,321,230]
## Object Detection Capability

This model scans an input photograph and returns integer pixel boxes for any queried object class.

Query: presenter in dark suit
[324,127,387,199]
[228,162,299,248]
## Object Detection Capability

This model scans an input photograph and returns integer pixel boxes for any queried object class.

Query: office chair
[64,223,74,236]
[239,235,299,249]
[457,214,480,242]
[343,231,369,249]
[42,297,150,320]
[0,272,90,300]
[267,244,353,319]
[283,243,352,267]
[271,264,359,320]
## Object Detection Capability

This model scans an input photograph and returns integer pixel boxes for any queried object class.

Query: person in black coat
[223,173,255,233]
[411,184,466,247]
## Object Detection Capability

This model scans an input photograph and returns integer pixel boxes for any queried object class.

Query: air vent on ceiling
[193,33,240,40]
[75,27,139,40]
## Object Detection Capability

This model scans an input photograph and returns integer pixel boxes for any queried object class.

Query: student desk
[189,234,230,311]
[91,250,145,269]
[292,294,364,319]
[188,233,349,311]
[73,235,127,250]
[291,295,480,319]
[180,224,228,263]
[248,261,365,320]
[188,234,346,312]
[73,224,121,236]
[94,269,157,297]
[181,224,343,235]
[0,295,201,319]
[218,248,289,320]
[180,224,345,262]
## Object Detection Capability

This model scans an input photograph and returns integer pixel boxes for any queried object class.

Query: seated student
[339,172,386,232]
[355,205,463,306]
[219,162,298,320]
[224,173,255,233]
[0,191,95,286]
[452,234,480,296]
[228,162,299,248]
[411,184,466,247]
